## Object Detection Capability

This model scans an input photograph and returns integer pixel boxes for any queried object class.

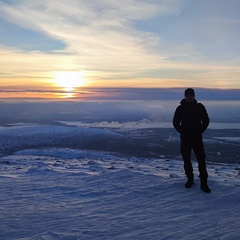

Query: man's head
[184,88,195,102]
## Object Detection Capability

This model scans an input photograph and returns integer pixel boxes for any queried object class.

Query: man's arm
[173,106,182,134]
[200,104,210,133]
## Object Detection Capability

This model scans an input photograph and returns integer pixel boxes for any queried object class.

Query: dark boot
[185,175,194,188]
[201,179,211,193]
[185,179,194,188]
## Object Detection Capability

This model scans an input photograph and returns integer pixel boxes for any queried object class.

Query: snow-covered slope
[0,125,239,239]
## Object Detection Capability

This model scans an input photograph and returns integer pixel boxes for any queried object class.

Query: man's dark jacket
[173,99,210,137]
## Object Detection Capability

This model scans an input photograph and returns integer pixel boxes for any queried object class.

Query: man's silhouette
[173,88,211,193]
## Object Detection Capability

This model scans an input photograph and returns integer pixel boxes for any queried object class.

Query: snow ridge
[0,125,239,239]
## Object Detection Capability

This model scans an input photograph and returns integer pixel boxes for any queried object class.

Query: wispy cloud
[0,0,240,91]
[1,87,240,102]
[0,0,184,87]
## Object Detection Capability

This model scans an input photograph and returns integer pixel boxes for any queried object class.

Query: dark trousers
[180,134,208,181]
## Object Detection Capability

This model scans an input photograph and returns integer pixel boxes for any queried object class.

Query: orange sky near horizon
[0,1,240,100]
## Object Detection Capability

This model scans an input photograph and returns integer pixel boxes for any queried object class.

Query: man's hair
[185,88,195,97]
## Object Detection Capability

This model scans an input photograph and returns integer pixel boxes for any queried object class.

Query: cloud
[0,1,182,73]
[0,0,239,89]
[1,87,240,102]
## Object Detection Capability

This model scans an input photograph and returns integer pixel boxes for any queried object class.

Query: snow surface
[58,120,240,129]
[0,124,239,240]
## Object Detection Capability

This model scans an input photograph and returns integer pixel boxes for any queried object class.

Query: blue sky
[0,0,240,100]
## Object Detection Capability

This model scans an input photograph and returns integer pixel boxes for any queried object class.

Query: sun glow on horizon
[53,71,89,98]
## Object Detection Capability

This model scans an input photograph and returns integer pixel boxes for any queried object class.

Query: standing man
[173,88,211,193]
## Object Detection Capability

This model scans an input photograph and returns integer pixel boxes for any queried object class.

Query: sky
[0,0,240,100]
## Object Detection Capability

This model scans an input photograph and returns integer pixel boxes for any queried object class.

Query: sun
[53,71,88,92]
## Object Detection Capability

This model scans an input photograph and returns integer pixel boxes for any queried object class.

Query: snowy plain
[0,123,239,240]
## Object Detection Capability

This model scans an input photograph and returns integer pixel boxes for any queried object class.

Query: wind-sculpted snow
[0,147,239,239]
[0,124,239,239]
